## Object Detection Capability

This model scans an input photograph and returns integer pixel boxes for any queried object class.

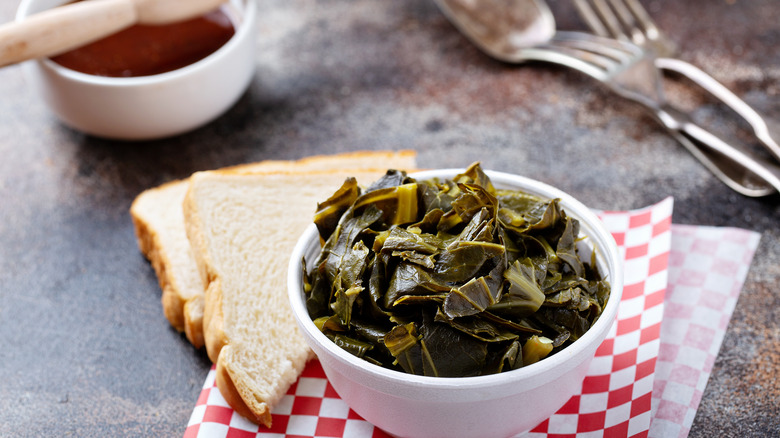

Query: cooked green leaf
[385,262,451,308]
[331,334,373,358]
[443,254,506,318]
[354,183,420,225]
[489,259,545,318]
[314,177,360,240]
[556,217,585,277]
[380,227,440,255]
[419,314,488,377]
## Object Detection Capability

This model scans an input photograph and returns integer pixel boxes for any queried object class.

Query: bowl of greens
[287,163,622,438]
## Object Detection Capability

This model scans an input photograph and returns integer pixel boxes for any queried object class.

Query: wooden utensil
[0,0,228,68]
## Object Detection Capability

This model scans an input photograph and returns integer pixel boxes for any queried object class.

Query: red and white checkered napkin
[184,197,760,438]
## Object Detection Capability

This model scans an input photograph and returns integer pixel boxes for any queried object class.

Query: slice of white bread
[130,150,416,348]
[183,167,415,426]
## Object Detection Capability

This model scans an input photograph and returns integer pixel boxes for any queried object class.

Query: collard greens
[304,163,610,377]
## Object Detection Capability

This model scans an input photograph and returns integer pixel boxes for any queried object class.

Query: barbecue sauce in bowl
[50,7,235,77]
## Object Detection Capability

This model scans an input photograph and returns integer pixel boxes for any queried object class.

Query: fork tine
[591,0,628,39]
[621,0,661,40]
[574,0,627,41]
[542,32,665,107]
[616,0,678,55]
[552,33,639,67]
[606,0,647,45]
[572,0,610,37]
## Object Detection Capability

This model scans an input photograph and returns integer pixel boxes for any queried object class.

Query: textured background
[0,0,778,436]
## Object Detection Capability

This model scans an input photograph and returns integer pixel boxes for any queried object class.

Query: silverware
[542,32,780,196]
[432,0,780,196]
[573,0,780,164]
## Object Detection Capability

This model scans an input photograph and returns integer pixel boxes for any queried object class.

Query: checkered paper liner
[648,225,760,438]
[523,198,675,437]
[184,198,760,438]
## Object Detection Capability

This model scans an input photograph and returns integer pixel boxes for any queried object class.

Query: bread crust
[202,277,227,363]
[216,347,272,427]
[181,177,225,360]
[130,180,206,348]
[183,295,205,349]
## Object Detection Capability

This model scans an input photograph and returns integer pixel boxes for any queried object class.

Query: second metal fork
[534,32,780,197]
[573,0,780,164]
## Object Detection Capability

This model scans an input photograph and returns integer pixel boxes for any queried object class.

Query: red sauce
[51,8,235,77]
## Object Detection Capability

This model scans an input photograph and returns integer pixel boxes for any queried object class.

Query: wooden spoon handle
[0,0,136,68]
[134,0,229,25]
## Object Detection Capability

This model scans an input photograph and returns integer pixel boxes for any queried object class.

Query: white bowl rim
[15,0,257,87]
[288,168,623,392]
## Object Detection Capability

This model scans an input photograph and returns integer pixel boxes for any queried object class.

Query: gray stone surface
[0,0,778,436]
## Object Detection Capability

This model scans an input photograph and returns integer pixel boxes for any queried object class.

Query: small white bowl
[288,169,623,438]
[16,0,257,141]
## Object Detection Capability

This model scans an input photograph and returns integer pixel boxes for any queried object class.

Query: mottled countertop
[1,0,778,436]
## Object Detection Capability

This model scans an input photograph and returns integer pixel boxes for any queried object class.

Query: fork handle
[656,104,780,197]
[656,57,780,164]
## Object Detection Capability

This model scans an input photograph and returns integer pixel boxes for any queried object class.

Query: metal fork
[573,0,780,164]
[530,32,780,197]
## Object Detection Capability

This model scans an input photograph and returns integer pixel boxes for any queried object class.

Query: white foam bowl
[16,0,257,141]
[288,169,623,438]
